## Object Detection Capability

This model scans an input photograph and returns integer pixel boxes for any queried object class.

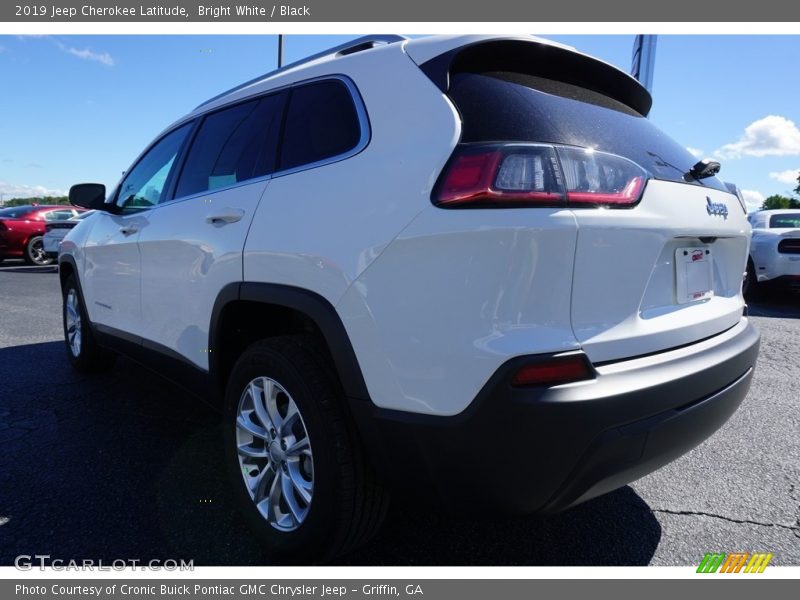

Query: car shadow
[0,263,58,274]
[0,341,660,567]
[748,287,800,319]
[336,487,659,566]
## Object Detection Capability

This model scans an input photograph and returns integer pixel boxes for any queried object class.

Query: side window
[44,209,75,222]
[174,93,285,198]
[279,79,362,172]
[117,123,192,212]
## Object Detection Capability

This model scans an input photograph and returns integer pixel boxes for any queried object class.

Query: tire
[62,274,116,372]
[743,258,760,300]
[24,236,54,266]
[224,335,389,563]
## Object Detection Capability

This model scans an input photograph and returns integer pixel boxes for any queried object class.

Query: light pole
[278,34,284,68]
[631,35,657,95]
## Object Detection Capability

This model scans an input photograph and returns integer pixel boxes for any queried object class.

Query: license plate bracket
[676,247,713,304]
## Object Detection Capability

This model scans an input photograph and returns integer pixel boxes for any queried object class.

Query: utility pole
[278,34,284,68]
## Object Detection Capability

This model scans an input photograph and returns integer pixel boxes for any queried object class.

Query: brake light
[435,144,648,208]
[511,354,594,387]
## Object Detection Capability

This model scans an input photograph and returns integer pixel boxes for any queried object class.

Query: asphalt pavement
[0,264,797,566]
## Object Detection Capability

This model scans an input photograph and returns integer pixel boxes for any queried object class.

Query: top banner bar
[3,1,800,22]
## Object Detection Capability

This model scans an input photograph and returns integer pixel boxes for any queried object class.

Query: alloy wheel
[235,376,314,532]
[65,289,82,357]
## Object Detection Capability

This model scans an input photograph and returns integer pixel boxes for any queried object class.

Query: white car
[58,34,760,562]
[745,209,800,295]
[43,210,95,260]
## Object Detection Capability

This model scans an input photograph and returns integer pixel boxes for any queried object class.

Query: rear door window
[278,79,362,172]
[174,92,286,199]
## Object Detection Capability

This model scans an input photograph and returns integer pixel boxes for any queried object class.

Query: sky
[1,34,799,211]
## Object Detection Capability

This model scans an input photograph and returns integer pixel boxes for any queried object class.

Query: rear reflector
[511,354,594,387]
[435,143,648,208]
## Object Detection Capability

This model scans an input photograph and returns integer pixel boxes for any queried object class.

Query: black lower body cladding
[349,318,760,513]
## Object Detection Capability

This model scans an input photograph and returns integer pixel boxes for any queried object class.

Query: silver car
[43,210,94,259]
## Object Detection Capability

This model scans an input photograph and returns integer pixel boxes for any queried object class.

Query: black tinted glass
[449,72,727,192]
[0,206,35,218]
[279,80,361,171]
[770,214,800,228]
[175,93,285,198]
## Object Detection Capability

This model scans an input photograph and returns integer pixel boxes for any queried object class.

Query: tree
[3,195,70,207]
[795,171,800,197]
[761,194,800,210]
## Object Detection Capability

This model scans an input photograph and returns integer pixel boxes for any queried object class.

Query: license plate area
[676,246,713,304]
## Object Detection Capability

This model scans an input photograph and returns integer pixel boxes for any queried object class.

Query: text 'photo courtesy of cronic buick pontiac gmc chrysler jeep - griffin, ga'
[59,34,760,562]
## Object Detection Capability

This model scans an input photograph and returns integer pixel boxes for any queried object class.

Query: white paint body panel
[79,213,145,335]
[139,180,269,368]
[337,207,580,415]
[571,180,750,363]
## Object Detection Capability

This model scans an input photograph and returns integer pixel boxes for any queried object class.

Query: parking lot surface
[0,264,798,566]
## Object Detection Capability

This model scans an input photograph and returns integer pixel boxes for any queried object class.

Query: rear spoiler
[418,39,653,117]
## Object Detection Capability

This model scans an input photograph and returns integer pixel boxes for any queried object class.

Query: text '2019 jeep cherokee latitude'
[60,34,760,562]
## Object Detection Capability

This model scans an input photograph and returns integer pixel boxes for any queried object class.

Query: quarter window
[174,93,285,198]
[279,80,362,172]
[117,123,193,212]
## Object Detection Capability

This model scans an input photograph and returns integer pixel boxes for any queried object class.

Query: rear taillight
[511,353,595,387]
[435,143,648,208]
[778,239,800,254]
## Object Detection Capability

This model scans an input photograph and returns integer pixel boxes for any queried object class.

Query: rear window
[770,214,800,228]
[448,72,727,192]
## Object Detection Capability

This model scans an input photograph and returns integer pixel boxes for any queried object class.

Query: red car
[0,205,86,265]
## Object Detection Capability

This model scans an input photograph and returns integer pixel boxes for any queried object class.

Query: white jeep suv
[60,34,760,562]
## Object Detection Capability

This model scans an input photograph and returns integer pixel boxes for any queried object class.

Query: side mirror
[69,183,109,211]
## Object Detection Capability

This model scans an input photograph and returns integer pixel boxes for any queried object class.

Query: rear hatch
[418,37,750,363]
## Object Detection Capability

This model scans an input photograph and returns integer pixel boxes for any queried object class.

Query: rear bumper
[349,318,760,514]
[758,253,800,282]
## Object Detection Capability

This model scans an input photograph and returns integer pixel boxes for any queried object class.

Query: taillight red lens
[511,354,594,387]
[434,144,648,208]
[438,150,503,205]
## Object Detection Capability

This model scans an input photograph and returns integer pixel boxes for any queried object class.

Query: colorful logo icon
[697,552,773,573]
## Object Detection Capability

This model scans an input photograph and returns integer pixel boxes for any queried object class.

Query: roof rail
[196,35,408,110]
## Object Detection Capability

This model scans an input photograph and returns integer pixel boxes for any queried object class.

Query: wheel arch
[209,282,370,403]
[58,254,77,290]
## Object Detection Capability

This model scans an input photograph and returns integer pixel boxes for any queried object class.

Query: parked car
[43,210,95,260]
[745,209,800,296]
[59,34,760,562]
[0,205,85,265]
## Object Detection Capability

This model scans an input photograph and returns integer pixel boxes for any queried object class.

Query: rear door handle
[205,208,245,225]
[119,225,139,235]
